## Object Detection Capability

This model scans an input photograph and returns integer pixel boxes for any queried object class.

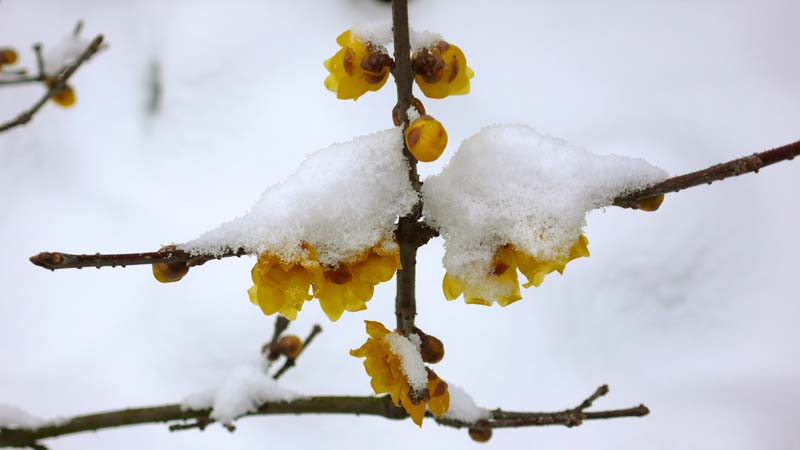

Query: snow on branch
[27,138,799,272]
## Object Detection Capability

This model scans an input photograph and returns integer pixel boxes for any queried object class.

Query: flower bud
[0,48,18,66]
[404,115,448,162]
[636,194,665,212]
[152,245,189,283]
[419,333,444,364]
[152,262,189,283]
[468,427,492,443]
[268,335,304,360]
[44,77,77,108]
[392,98,426,126]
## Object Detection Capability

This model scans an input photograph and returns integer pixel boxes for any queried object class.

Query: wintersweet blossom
[412,41,473,99]
[324,30,392,101]
[350,321,450,426]
[443,234,590,306]
[248,242,401,321]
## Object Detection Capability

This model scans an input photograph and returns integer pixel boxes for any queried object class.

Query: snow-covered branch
[27,138,799,272]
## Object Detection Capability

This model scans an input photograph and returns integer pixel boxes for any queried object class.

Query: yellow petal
[442,272,463,300]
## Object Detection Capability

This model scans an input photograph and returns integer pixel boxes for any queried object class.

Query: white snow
[384,332,428,394]
[350,23,442,51]
[423,124,667,300]
[0,405,46,430]
[443,385,490,423]
[43,34,92,75]
[181,361,301,425]
[180,128,417,266]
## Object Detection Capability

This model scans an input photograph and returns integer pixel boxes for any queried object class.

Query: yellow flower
[405,115,448,163]
[0,48,18,70]
[249,242,401,321]
[350,321,450,426]
[443,234,590,306]
[412,41,474,99]
[324,30,392,101]
[44,77,77,108]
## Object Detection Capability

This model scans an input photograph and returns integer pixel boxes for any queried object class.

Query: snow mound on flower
[181,128,417,266]
[443,385,490,423]
[0,405,47,430]
[351,23,442,51]
[384,332,428,393]
[423,124,667,293]
[44,33,92,75]
[181,361,301,425]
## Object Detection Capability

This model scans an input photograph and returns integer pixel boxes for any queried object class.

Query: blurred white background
[1,0,798,448]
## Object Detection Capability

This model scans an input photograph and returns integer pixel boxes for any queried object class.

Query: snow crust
[43,34,91,75]
[0,405,46,430]
[351,23,442,51]
[181,361,301,425]
[423,124,668,292]
[181,128,417,266]
[384,332,428,393]
[443,385,490,423]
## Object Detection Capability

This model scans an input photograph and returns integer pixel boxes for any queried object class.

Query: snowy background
[1,0,799,448]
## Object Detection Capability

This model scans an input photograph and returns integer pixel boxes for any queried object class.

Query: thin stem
[391,0,421,337]
[614,139,800,208]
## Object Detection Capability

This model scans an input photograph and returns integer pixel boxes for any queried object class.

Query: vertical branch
[392,0,420,336]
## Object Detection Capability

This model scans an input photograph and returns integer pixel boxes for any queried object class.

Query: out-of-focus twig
[0,34,104,133]
[273,324,323,380]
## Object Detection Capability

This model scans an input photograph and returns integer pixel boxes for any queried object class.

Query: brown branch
[29,247,246,271]
[0,34,104,134]
[614,139,800,208]
[0,390,648,448]
[272,324,323,380]
[391,0,422,337]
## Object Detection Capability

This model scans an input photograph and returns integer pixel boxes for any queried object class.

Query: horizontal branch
[29,247,246,271]
[0,390,648,447]
[27,138,798,271]
[613,139,799,208]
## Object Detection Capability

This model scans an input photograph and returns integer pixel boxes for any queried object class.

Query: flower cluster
[324,29,473,102]
[443,234,590,306]
[248,242,401,321]
[350,321,449,426]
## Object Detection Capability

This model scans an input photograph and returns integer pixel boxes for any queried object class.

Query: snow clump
[423,124,668,294]
[181,128,417,266]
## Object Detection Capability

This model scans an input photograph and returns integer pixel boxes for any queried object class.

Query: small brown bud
[468,426,492,443]
[268,335,304,360]
[152,245,189,283]
[419,333,445,364]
